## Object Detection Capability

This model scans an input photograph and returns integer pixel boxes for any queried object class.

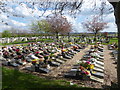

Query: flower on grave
[90,64,94,69]
[49,58,53,61]
[81,70,86,74]
[36,61,39,64]
[83,61,90,68]
[62,49,67,52]
[79,66,85,70]
[15,49,20,52]
[35,51,40,54]
[22,60,26,62]
[32,59,37,63]
[49,53,53,57]
[39,58,44,62]
[18,55,22,58]
[85,71,89,75]
[86,61,90,64]
[73,46,78,49]
[58,48,61,50]
[81,69,91,76]
[32,58,39,63]
[69,42,72,44]
[94,45,98,48]
[80,61,94,69]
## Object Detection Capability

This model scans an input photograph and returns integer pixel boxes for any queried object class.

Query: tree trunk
[68,33,70,42]
[114,1,120,88]
[117,23,120,88]
[56,32,59,42]
[94,33,97,43]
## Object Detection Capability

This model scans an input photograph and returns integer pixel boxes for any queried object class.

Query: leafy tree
[31,20,50,34]
[2,30,11,38]
[82,16,108,42]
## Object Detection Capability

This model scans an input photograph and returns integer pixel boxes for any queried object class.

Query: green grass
[109,38,118,44]
[86,38,118,45]
[1,38,54,46]
[2,67,90,89]
[102,38,118,45]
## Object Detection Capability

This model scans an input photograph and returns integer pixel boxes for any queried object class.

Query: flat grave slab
[59,58,68,61]
[39,68,51,74]
[72,65,79,69]
[91,71,104,78]
[50,61,60,67]
[90,76,104,83]
[64,71,77,78]
[95,64,104,70]
[25,65,35,72]
[93,67,104,73]
[70,69,80,72]
[96,61,104,66]
[55,59,65,64]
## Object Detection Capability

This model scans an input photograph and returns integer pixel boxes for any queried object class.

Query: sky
[0,0,118,33]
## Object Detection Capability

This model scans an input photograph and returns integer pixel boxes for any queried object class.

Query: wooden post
[114,1,120,88]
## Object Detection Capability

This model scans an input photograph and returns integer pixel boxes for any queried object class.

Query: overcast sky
[0,0,118,33]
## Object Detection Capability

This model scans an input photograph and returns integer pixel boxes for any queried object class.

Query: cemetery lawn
[102,38,118,45]
[1,38,54,46]
[87,38,118,45]
[109,38,118,44]
[2,67,90,89]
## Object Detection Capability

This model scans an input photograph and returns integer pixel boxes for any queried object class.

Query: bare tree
[0,0,83,26]
[82,16,108,42]
[46,14,72,41]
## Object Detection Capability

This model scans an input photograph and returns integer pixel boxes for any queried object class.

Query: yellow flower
[62,49,67,52]
[90,64,94,69]
[86,67,88,69]
[58,48,61,50]
[32,59,36,61]
[32,59,39,61]
[36,62,39,64]
[92,71,96,74]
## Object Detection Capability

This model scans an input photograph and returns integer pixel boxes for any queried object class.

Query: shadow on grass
[2,67,92,90]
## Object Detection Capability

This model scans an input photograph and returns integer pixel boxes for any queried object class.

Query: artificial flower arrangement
[69,42,73,45]
[61,49,67,52]
[32,59,39,64]
[79,61,94,70]
[49,53,56,58]
[79,66,91,77]
[77,61,95,78]
[73,46,78,49]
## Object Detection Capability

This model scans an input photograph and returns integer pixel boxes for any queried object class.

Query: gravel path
[103,45,117,86]
[47,45,91,77]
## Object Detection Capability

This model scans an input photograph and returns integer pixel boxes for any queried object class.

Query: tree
[2,30,11,38]
[46,14,72,41]
[10,28,18,37]
[114,1,120,88]
[82,16,108,42]
[0,0,83,26]
[31,20,50,34]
